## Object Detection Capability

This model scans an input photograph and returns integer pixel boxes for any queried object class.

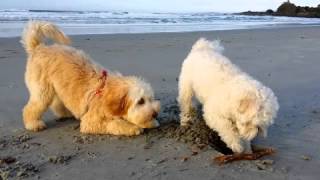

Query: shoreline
[1,19,320,38]
[1,23,320,39]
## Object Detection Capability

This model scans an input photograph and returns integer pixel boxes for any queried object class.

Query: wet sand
[1,26,320,179]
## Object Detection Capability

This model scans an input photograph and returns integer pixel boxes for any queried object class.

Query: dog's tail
[192,38,224,53]
[21,21,70,54]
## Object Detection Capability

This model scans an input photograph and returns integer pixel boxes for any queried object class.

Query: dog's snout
[152,112,158,118]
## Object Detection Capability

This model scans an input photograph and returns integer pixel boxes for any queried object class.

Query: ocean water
[1,9,320,37]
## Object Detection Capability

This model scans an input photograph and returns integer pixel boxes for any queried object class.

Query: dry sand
[1,26,320,179]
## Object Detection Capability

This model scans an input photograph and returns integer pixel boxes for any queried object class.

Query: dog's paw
[135,128,144,135]
[243,148,253,154]
[25,121,47,132]
[180,120,191,127]
[230,142,244,153]
[127,126,143,136]
[180,114,193,126]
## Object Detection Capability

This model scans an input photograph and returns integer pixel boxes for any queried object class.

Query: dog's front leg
[80,115,143,136]
[243,140,252,153]
[177,69,195,126]
[103,119,143,136]
[178,77,196,126]
[204,113,244,153]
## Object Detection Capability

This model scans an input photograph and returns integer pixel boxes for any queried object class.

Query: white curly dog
[178,38,279,153]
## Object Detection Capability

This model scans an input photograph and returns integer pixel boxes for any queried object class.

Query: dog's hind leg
[178,73,195,126]
[50,96,73,119]
[23,83,54,131]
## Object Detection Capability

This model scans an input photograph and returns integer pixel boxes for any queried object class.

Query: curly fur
[21,21,160,136]
[178,38,279,153]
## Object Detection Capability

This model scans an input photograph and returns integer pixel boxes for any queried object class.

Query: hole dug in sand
[146,102,275,165]
[145,103,232,153]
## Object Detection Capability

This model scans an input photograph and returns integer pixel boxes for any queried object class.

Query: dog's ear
[238,98,253,113]
[103,82,132,116]
[238,93,258,116]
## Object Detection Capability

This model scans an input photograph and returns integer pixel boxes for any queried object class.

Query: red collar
[79,69,108,118]
[94,70,108,96]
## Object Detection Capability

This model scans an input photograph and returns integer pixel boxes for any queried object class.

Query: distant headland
[238,1,320,18]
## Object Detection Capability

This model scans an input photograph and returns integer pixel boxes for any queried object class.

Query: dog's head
[235,89,279,141]
[102,76,160,129]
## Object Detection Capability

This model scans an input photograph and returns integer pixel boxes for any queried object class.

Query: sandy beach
[1,26,320,179]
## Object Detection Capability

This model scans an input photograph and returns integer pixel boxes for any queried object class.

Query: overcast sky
[1,0,319,12]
